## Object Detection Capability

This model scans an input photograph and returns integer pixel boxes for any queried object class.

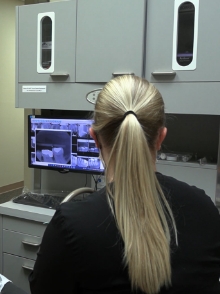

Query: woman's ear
[89,127,100,148]
[156,127,167,150]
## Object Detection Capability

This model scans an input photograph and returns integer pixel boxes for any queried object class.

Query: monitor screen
[28,115,104,175]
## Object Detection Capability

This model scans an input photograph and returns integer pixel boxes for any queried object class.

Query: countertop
[0,200,55,223]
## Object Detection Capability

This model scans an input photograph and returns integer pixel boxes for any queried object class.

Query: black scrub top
[29,173,220,294]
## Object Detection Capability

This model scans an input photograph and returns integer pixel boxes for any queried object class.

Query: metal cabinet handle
[112,72,134,77]
[22,265,34,271]
[50,73,69,77]
[22,240,41,247]
[151,71,176,77]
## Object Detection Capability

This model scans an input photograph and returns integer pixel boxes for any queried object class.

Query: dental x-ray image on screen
[28,115,104,175]
[35,130,71,164]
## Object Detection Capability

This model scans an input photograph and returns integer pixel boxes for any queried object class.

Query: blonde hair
[92,75,177,294]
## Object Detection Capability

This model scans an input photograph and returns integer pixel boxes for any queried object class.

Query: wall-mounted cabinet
[16,0,220,115]
[17,1,77,84]
[16,0,146,109]
[145,0,220,83]
[75,0,145,82]
[144,0,220,115]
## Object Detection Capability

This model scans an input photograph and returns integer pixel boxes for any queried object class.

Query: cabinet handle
[151,71,176,77]
[22,240,41,247]
[22,265,34,271]
[50,73,69,77]
[112,72,134,77]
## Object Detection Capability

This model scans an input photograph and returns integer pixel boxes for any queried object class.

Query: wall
[0,0,24,192]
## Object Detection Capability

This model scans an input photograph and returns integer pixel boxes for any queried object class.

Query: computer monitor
[28,114,104,175]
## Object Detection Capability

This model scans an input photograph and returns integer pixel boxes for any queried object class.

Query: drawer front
[3,253,34,294]
[3,215,47,236]
[3,230,42,260]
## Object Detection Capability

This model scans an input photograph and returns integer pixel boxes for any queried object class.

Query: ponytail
[106,114,173,293]
[93,75,177,294]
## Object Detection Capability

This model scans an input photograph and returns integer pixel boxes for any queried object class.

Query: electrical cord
[92,175,98,190]
[92,174,104,191]
[84,174,88,187]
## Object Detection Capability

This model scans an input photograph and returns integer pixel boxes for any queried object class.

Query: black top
[29,173,220,294]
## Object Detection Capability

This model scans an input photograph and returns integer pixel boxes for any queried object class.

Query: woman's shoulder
[156,172,220,236]
[51,187,112,233]
[156,172,219,219]
[156,172,212,201]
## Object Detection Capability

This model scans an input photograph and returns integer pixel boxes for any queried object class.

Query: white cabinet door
[3,230,41,260]
[76,0,146,82]
[145,0,220,83]
[152,82,220,115]
[3,254,34,294]
[17,1,76,83]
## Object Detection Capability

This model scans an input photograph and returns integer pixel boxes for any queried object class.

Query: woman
[29,75,220,294]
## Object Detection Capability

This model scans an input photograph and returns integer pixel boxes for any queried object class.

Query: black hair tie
[123,110,137,119]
